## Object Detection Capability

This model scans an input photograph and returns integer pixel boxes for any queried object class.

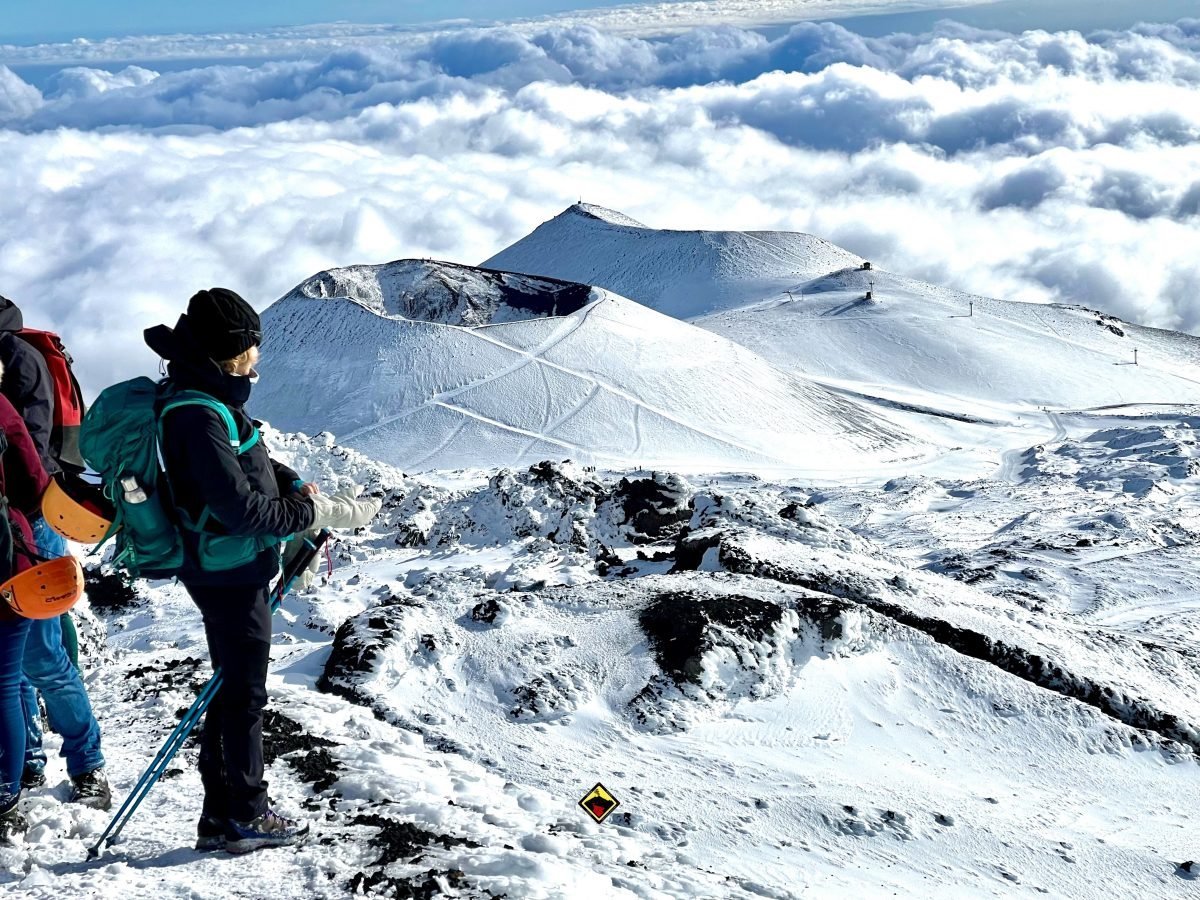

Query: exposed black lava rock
[928,552,997,584]
[346,811,481,899]
[508,674,575,720]
[84,566,141,612]
[610,474,692,544]
[353,813,479,865]
[319,606,408,698]
[708,532,1200,754]
[124,656,205,705]
[638,590,784,685]
[671,528,723,573]
[1176,861,1197,880]
[595,544,623,576]
[779,500,814,520]
[471,598,503,624]
[349,868,470,900]
[261,708,342,793]
[126,656,203,683]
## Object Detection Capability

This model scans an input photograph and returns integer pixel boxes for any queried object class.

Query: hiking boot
[195,815,227,852]
[0,803,26,846]
[69,769,112,811]
[21,766,46,790]
[225,809,310,854]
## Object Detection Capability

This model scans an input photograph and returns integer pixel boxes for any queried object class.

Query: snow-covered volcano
[483,204,862,319]
[255,262,924,473]
[487,205,1200,416]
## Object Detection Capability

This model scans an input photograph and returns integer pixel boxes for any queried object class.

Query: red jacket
[1,391,51,620]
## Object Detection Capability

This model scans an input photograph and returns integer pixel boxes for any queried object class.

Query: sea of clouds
[0,14,1198,391]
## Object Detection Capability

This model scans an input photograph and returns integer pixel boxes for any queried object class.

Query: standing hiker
[144,288,380,853]
[0,368,75,843]
[0,296,108,808]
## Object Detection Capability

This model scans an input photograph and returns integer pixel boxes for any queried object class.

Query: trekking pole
[87,529,333,859]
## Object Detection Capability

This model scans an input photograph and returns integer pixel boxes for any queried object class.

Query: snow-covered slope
[255,265,924,474]
[483,204,862,319]
[486,205,1200,414]
[700,268,1200,412]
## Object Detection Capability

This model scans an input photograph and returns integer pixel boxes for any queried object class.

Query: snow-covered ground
[3,411,1198,899]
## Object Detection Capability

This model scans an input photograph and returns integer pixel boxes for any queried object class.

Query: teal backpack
[79,376,282,579]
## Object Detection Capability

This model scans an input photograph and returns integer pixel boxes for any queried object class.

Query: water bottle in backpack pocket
[112,473,185,577]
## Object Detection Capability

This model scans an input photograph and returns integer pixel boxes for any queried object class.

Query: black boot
[69,769,112,811]
[0,802,26,846]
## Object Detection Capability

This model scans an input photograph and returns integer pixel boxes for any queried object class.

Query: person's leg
[21,615,104,778]
[29,519,80,669]
[17,677,46,783]
[0,619,32,810]
[196,628,227,822]
[188,583,272,823]
[59,614,80,670]
[24,518,104,780]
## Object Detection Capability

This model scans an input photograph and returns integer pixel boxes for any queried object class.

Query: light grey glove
[307,486,382,531]
[282,529,324,591]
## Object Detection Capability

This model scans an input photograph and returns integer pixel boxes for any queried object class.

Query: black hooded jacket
[0,297,60,476]
[145,318,315,586]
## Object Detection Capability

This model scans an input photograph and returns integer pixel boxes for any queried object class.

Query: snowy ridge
[256,275,925,474]
[484,204,863,319]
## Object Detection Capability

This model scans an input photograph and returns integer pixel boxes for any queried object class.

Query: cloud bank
[0,17,1197,395]
[0,1,992,64]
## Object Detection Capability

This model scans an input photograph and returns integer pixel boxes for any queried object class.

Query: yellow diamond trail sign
[579,783,620,824]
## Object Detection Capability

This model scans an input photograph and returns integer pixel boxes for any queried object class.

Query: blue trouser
[20,518,104,778]
[1,617,32,811]
[19,678,46,775]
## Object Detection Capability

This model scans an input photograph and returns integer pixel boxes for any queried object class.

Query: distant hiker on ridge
[144,289,380,853]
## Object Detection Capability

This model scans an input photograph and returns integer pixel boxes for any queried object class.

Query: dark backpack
[17,328,87,472]
[0,428,12,589]
[79,376,283,579]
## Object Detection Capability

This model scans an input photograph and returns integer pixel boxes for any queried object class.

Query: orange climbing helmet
[41,473,116,544]
[1,555,86,619]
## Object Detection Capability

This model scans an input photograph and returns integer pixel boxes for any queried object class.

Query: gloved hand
[307,485,382,531]
[281,529,324,591]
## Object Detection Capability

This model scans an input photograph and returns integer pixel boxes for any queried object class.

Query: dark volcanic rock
[319,606,409,699]
[346,811,480,899]
[638,590,784,686]
[261,708,342,793]
[610,473,693,544]
[84,566,142,612]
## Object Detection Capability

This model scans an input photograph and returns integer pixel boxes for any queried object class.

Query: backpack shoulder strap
[159,389,244,450]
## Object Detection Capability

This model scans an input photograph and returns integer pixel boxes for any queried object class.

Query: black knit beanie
[183,288,261,362]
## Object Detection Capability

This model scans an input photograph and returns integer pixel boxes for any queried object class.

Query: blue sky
[0,0,635,42]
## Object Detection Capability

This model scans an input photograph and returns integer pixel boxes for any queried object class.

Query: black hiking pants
[186,581,272,824]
